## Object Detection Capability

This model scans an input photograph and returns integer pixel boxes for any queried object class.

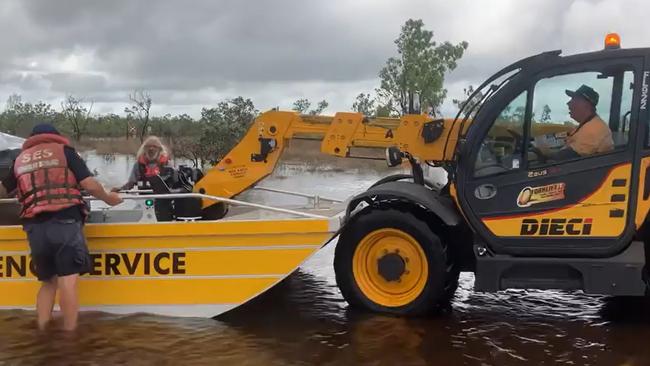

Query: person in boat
[0,123,122,331]
[112,136,170,192]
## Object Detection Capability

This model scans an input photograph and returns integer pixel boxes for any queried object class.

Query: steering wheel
[505,129,523,153]
[504,128,551,164]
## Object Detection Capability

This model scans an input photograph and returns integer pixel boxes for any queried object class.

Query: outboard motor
[172,165,204,219]
[0,148,21,225]
[148,165,206,221]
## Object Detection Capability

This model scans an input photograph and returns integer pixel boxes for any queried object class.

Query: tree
[173,135,213,168]
[93,113,124,137]
[191,97,258,166]
[61,95,93,141]
[292,98,311,114]
[0,95,23,134]
[292,98,329,115]
[0,97,58,136]
[309,100,328,115]
[351,93,376,116]
[512,106,526,122]
[540,104,552,123]
[5,94,22,111]
[375,102,396,117]
[146,113,204,167]
[378,19,468,116]
[124,90,152,142]
[452,85,484,117]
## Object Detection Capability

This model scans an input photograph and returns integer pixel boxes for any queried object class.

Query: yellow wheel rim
[352,228,428,307]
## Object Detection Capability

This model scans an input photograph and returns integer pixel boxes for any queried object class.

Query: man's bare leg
[36,277,58,330]
[57,274,79,331]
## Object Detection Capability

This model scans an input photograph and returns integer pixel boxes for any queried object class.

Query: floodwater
[2,151,650,365]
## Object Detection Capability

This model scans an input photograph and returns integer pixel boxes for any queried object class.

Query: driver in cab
[536,84,614,161]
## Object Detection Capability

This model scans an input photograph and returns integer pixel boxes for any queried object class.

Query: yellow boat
[0,110,445,318]
[0,193,342,317]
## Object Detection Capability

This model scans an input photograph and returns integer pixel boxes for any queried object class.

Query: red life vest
[14,133,84,219]
[137,154,169,178]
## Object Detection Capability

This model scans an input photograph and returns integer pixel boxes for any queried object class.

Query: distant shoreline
[71,137,154,155]
[72,137,391,170]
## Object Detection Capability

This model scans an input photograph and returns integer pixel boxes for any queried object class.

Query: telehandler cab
[333,34,650,315]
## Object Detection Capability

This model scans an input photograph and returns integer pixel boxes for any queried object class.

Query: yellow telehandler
[197,33,650,315]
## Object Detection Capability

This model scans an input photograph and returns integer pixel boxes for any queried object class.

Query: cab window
[474,91,527,177]
[528,68,635,167]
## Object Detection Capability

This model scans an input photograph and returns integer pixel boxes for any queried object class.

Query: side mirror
[385,146,403,167]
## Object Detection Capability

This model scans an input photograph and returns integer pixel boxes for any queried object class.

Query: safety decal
[516,182,565,207]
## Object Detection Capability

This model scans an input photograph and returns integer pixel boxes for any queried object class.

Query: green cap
[565,84,599,106]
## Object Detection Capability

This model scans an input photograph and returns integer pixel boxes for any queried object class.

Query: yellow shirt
[566,115,614,156]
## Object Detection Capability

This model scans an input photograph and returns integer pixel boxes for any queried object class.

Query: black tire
[334,207,458,316]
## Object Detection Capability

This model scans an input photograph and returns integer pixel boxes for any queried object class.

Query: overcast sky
[0,0,648,119]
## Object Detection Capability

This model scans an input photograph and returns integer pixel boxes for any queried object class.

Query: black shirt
[1,146,93,222]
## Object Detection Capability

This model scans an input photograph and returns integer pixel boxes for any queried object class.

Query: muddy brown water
[2,151,650,365]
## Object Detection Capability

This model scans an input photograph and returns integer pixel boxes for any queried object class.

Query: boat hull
[0,218,338,317]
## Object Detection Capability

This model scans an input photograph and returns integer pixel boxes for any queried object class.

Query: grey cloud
[44,72,108,94]
[0,72,49,91]
[15,0,391,85]
[0,0,648,115]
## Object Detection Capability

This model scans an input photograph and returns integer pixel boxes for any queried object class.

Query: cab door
[457,57,646,257]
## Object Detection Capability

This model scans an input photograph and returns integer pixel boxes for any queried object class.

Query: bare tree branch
[125,89,152,142]
[61,95,92,141]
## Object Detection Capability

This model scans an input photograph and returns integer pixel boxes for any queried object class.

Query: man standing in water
[0,124,122,331]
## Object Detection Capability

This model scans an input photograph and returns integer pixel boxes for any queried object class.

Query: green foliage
[91,113,126,138]
[0,94,259,169]
[310,100,328,115]
[452,85,484,117]
[192,97,259,166]
[496,105,536,125]
[292,98,311,114]
[292,98,329,115]
[378,19,468,116]
[375,100,398,118]
[351,93,376,116]
[0,95,58,137]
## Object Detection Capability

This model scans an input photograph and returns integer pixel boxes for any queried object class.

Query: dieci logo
[517,183,565,207]
[520,218,593,236]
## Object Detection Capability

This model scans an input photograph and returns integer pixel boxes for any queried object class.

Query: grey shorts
[23,219,91,281]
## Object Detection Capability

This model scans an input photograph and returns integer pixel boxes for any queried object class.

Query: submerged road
[1,150,650,365]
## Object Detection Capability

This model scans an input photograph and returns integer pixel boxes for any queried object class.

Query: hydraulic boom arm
[193,110,462,205]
